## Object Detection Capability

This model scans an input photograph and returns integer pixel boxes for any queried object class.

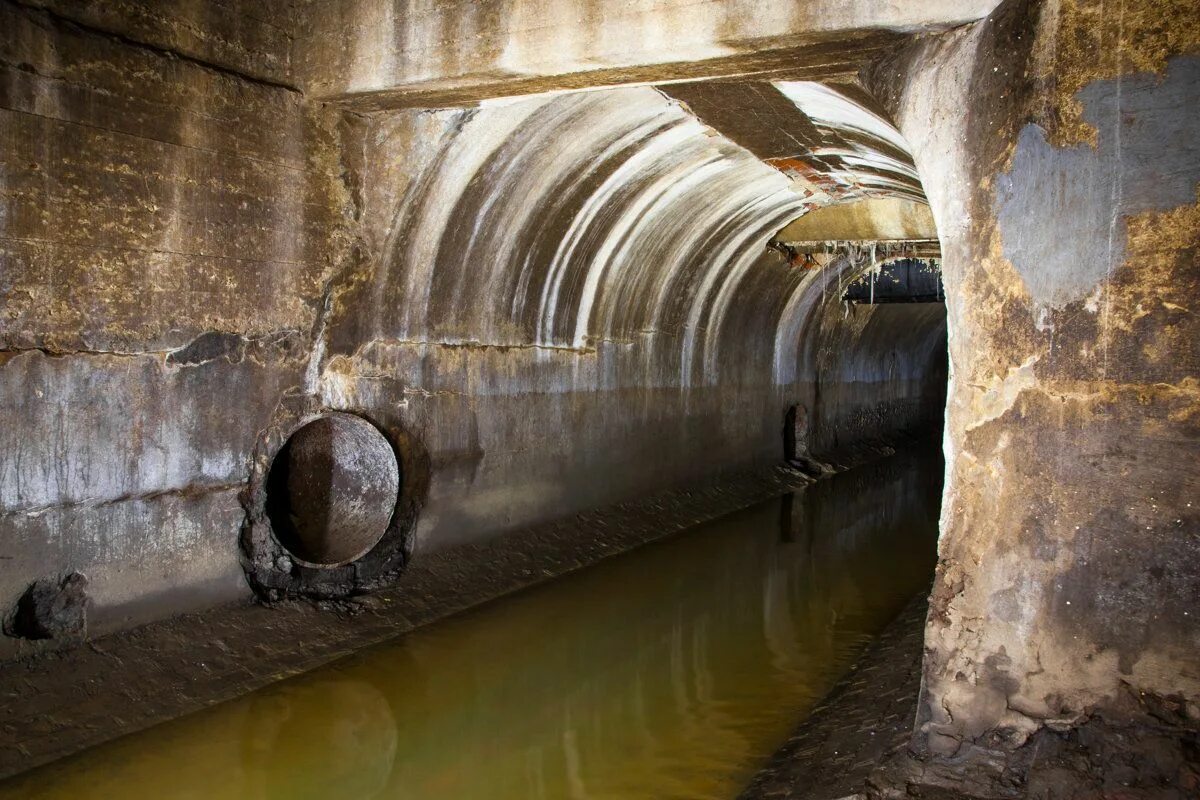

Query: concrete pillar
[871,0,1200,753]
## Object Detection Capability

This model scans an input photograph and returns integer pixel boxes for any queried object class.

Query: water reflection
[2,452,940,800]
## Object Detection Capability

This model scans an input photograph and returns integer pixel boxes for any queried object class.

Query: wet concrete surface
[0,449,942,799]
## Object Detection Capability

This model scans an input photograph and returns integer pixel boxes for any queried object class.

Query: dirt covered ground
[741,592,1199,800]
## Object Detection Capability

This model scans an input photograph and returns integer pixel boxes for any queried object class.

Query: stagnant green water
[2,453,940,800]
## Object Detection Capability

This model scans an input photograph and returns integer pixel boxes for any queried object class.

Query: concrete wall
[869,0,1200,754]
[15,0,297,84]
[0,0,351,637]
[1,1,951,646]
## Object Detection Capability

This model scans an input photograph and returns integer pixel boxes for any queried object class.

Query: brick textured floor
[739,592,929,800]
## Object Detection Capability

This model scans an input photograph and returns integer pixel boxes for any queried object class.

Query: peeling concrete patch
[994,56,1200,311]
[964,355,1040,431]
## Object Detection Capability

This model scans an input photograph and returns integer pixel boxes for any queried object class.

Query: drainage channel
[0,451,941,800]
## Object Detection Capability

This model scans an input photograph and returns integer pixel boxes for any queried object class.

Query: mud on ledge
[866,709,1200,799]
[738,594,1200,800]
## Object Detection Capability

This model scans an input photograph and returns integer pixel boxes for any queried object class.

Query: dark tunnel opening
[783,253,950,472]
[812,300,949,460]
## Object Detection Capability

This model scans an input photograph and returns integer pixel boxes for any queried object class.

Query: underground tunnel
[0,1,1197,799]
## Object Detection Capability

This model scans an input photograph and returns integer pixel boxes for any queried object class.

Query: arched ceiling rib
[356,81,927,385]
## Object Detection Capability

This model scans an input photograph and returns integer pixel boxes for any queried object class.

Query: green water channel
[1,452,941,800]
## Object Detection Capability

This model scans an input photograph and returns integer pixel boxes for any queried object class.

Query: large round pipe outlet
[266,414,400,567]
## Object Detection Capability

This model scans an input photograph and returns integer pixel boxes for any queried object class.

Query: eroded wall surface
[0,0,351,635]
[870,0,1199,753]
[0,1,950,646]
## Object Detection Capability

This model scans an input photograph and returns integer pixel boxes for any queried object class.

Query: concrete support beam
[664,80,926,208]
[775,197,938,242]
[664,81,826,162]
[293,0,1004,108]
[872,0,1200,759]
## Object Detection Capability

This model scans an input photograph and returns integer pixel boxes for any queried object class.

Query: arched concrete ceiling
[341,81,929,386]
